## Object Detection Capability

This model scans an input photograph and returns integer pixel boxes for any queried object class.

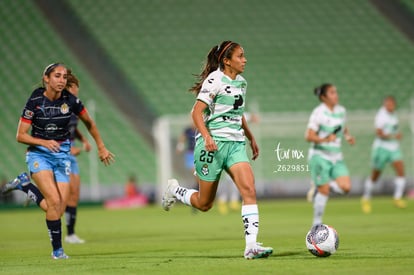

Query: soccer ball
[305,224,339,257]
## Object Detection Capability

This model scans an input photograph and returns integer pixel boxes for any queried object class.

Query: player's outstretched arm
[78,110,114,166]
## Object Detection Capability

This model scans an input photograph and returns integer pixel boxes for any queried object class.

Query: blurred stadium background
[0,0,413,203]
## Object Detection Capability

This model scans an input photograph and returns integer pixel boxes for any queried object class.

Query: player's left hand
[250,138,259,160]
[98,147,115,166]
[345,135,355,145]
[83,140,92,152]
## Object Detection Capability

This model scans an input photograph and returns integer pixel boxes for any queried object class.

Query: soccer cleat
[393,199,407,209]
[244,243,273,259]
[51,248,69,259]
[1,172,30,194]
[65,234,85,244]
[361,198,372,214]
[306,181,316,202]
[162,179,179,211]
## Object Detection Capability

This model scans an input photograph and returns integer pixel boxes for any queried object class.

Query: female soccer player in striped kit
[2,63,114,259]
[361,96,407,213]
[162,41,273,259]
[305,84,355,227]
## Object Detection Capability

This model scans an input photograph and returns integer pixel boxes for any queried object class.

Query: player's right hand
[325,134,336,142]
[98,147,115,166]
[204,135,217,152]
[43,140,61,153]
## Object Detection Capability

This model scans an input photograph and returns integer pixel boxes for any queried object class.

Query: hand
[204,135,217,152]
[71,147,82,156]
[325,134,336,143]
[250,138,259,160]
[345,135,355,145]
[98,147,115,166]
[83,140,92,152]
[43,140,61,153]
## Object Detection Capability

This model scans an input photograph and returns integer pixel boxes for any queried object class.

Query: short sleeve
[69,93,86,116]
[20,96,36,124]
[307,109,319,131]
[196,76,220,106]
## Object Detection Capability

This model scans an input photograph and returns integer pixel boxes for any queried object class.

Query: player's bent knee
[197,202,213,212]
[342,185,351,194]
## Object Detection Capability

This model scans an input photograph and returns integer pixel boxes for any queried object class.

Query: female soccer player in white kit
[162,41,272,259]
[305,84,355,227]
[361,96,407,213]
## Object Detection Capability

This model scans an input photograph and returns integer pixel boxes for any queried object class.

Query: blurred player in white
[162,40,272,259]
[305,83,355,227]
[361,96,407,213]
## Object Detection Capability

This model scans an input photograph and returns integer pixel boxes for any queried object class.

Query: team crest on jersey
[33,161,39,169]
[201,164,209,176]
[60,103,69,114]
[201,89,209,94]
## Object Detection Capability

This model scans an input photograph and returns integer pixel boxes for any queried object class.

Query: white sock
[313,193,328,226]
[329,181,344,195]
[173,186,197,206]
[242,204,259,246]
[394,177,406,199]
[363,178,375,199]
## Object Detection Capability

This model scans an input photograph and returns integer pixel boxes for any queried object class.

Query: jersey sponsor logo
[45,123,58,131]
[60,103,69,114]
[200,89,209,94]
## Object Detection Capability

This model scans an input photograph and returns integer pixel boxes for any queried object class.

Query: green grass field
[0,198,413,274]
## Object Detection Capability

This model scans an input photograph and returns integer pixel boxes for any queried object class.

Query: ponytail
[189,41,240,95]
[314,83,332,101]
[66,69,80,89]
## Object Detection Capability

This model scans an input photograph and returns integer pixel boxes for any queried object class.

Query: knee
[197,202,213,212]
[318,184,330,196]
[46,197,62,211]
[342,185,351,194]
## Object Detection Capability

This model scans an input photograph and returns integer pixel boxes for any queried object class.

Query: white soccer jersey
[373,106,400,151]
[307,103,347,162]
[196,69,247,141]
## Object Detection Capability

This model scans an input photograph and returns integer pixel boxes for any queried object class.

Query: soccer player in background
[162,41,273,259]
[361,96,407,213]
[305,84,355,227]
[2,63,114,259]
[64,70,92,243]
